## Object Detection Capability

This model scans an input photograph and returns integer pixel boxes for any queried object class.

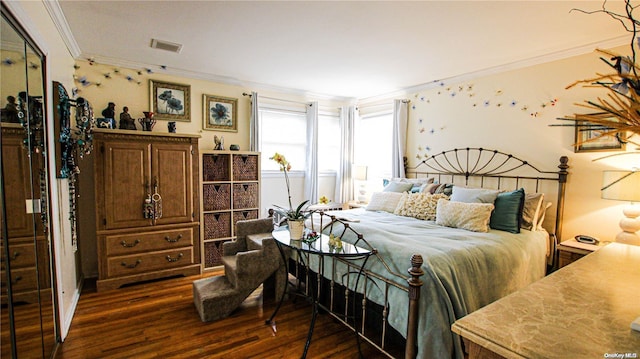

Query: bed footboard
[406,254,424,359]
[295,212,425,358]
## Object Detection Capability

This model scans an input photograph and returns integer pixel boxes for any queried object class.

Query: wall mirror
[1,4,59,358]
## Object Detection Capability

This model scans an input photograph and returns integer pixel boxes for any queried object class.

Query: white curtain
[249,91,260,152]
[304,101,319,203]
[392,99,409,178]
[337,105,356,203]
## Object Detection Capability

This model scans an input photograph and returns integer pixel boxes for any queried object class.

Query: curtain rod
[242,92,311,107]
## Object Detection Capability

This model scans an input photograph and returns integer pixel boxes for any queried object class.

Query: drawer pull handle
[121,239,140,248]
[164,234,183,243]
[121,259,142,269]
[11,275,23,285]
[10,251,21,260]
[166,253,184,262]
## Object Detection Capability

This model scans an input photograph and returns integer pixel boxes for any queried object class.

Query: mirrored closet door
[1,5,59,358]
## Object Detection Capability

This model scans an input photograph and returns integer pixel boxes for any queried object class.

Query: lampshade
[602,170,640,246]
[601,171,640,202]
[353,165,368,181]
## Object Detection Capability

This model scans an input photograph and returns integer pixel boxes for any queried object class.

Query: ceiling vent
[150,38,182,53]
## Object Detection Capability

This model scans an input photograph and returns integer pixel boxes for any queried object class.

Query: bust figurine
[102,102,116,119]
[119,106,136,130]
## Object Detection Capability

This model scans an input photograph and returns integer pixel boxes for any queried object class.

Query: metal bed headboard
[405,147,569,240]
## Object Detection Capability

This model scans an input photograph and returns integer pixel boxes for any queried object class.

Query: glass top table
[271,228,371,257]
[268,227,372,358]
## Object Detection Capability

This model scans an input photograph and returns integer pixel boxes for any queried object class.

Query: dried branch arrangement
[555,0,640,149]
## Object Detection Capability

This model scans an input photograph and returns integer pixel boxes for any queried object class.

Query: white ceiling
[55,1,629,100]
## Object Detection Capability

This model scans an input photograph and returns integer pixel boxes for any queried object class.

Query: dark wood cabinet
[91,129,200,291]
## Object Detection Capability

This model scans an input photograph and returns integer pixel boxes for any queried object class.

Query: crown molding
[359,34,630,103]
[42,0,81,58]
[75,52,355,104]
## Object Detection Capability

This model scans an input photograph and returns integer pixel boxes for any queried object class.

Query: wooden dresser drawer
[106,247,194,277]
[1,267,38,293]
[1,243,36,270]
[104,228,194,256]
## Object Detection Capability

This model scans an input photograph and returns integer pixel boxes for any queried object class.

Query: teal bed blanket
[310,208,547,359]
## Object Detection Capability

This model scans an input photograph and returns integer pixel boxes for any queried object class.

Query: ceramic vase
[138,111,156,131]
[288,220,305,240]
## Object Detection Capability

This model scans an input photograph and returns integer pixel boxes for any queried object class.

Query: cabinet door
[152,142,194,225]
[1,133,41,238]
[101,141,151,229]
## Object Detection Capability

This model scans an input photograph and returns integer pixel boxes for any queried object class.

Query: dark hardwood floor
[56,270,389,358]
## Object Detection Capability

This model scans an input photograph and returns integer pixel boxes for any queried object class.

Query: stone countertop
[452,243,640,359]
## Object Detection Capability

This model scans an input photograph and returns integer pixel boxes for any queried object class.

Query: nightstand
[557,238,607,268]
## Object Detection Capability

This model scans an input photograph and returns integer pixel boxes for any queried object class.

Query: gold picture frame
[203,94,237,132]
[150,80,190,122]
[574,123,625,152]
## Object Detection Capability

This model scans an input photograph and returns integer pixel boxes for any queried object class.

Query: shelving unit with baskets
[201,150,260,270]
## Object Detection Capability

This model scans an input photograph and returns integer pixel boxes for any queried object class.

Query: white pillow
[435,198,494,232]
[536,202,553,231]
[394,192,450,220]
[366,192,404,213]
[450,186,500,204]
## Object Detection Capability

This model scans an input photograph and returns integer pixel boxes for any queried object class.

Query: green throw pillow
[490,188,525,233]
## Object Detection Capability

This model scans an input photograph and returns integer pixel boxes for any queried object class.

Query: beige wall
[405,45,636,243]
[73,61,252,151]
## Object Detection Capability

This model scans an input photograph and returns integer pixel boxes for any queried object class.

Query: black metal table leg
[266,240,289,325]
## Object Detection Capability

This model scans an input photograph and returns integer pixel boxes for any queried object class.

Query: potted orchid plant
[270,153,313,239]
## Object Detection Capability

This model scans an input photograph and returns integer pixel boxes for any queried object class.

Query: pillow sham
[382,181,414,193]
[383,177,435,193]
[489,188,525,233]
[366,192,404,213]
[394,192,450,220]
[521,193,544,230]
[435,199,494,233]
[450,186,500,204]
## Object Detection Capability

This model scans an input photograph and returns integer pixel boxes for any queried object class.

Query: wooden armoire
[89,129,200,291]
[0,125,50,304]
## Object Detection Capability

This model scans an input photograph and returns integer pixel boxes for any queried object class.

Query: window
[260,107,307,171]
[354,110,393,190]
[317,111,340,173]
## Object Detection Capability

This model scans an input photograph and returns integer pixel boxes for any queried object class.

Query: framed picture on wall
[574,122,625,152]
[203,94,237,132]
[150,80,190,121]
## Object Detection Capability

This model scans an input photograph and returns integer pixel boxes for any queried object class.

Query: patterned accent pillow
[435,199,495,232]
[394,192,450,220]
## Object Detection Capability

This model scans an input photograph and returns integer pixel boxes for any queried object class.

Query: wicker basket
[203,184,231,211]
[233,183,259,209]
[204,240,227,268]
[202,154,230,182]
[233,210,258,227]
[203,212,231,239]
[232,155,258,181]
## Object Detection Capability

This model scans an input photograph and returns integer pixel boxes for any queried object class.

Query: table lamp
[354,165,368,203]
[602,170,640,245]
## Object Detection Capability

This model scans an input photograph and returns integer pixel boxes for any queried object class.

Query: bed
[292,148,569,359]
